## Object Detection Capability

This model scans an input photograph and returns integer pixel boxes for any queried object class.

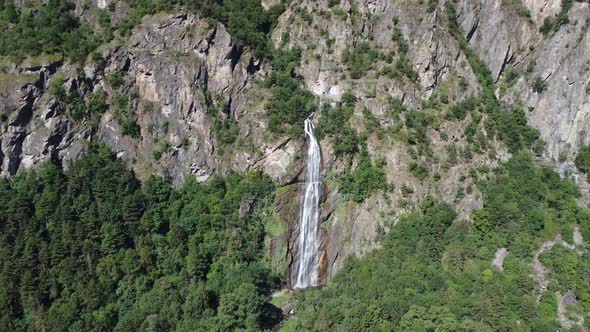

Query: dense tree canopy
[0,0,103,61]
[0,144,282,331]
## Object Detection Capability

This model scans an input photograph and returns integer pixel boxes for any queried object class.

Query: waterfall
[294,114,322,289]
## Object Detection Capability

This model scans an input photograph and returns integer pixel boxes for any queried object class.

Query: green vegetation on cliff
[0,0,103,62]
[179,0,285,56]
[575,144,590,180]
[2,0,589,331]
[445,1,542,154]
[316,93,388,202]
[0,0,284,62]
[339,148,387,203]
[284,153,590,331]
[266,47,316,137]
[0,144,283,331]
[539,0,574,36]
[316,96,359,156]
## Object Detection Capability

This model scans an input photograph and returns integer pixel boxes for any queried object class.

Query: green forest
[2,146,589,331]
[0,144,283,331]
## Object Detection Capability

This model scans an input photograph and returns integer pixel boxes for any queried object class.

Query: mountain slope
[1,0,590,330]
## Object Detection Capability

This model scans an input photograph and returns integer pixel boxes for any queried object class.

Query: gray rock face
[523,0,561,23]
[492,247,509,272]
[2,0,590,287]
[458,0,590,165]
[270,0,496,282]
[508,5,590,162]
[0,13,284,186]
[458,0,536,82]
[0,63,70,177]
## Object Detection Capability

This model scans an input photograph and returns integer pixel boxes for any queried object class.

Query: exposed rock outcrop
[457,0,590,171]
[2,0,590,287]
[0,13,289,186]
[492,247,509,272]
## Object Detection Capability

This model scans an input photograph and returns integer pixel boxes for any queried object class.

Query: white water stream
[294,115,322,288]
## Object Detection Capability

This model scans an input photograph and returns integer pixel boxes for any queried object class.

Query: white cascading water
[294,114,322,289]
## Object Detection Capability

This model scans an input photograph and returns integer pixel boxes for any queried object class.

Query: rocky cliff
[1,0,590,287]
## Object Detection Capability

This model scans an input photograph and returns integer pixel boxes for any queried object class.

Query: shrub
[266,48,315,137]
[362,108,381,136]
[404,111,434,148]
[317,103,358,156]
[409,162,429,181]
[49,76,67,102]
[503,66,520,86]
[446,97,478,121]
[55,85,108,124]
[539,0,574,35]
[557,0,573,26]
[390,31,418,81]
[339,149,387,202]
[221,0,284,57]
[266,72,315,137]
[214,118,239,145]
[328,0,340,7]
[395,56,418,81]
[532,77,547,93]
[446,144,458,165]
[426,0,438,13]
[121,118,141,137]
[106,72,124,88]
[341,91,357,106]
[343,43,380,79]
[113,95,140,138]
[540,17,557,35]
[489,108,540,153]
[575,144,590,178]
[87,90,108,115]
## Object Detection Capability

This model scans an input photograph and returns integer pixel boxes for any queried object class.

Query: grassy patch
[0,72,37,94]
